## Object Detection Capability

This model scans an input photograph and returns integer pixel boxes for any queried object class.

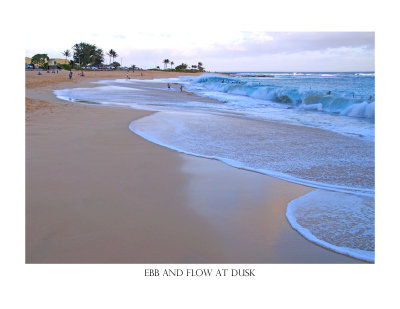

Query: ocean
[54,72,375,262]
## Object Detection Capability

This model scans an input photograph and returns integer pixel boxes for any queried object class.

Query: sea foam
[129,111,374,196]
[286,190,374,262]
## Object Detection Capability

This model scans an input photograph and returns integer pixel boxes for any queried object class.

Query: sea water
[54,72,375,262]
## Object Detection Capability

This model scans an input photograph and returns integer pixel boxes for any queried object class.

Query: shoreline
[130,117,374,198]
[26,70,364,263]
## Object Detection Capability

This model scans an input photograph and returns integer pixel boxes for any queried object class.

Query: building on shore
[25,57,70,68]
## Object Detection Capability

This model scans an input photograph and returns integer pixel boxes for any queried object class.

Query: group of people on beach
[38,69,59,75]
[126,70,144,80]
[36,70,77,80]
[67,71,85,79]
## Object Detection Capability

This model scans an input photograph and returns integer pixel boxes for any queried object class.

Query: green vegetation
[174,63,188,71]
[29,43,207,73]
[174,68,204,73]
[61,64,71,70]
[31,53,49,68]
[170,61,205,72]
[107,49,118,64]
[130,64,141,70]
[197,62,205,72]
[163,59,170,70]
[62,49,71,62]
[72,42,104,67]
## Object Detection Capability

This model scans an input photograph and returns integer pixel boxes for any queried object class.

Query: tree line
[29,42,121,70]
[161,59,205,72]
[29,42,206,72]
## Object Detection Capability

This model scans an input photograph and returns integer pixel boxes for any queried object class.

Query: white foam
[355,73,375,76]
[129,111,374,196]
[286,190,374,262]
[340,101,375,119]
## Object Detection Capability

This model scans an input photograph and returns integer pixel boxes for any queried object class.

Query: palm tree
[111,50,118,63]
[106,50,112,64]
[198,62,204,72]
[107,49,118,64]
[163,59,169,70]
[170,61,174,69]
[62,49,71,62]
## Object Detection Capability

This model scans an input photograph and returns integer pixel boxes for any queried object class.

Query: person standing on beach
[167,83,171,89]
[180,85,183,92]
[69,71,73,80]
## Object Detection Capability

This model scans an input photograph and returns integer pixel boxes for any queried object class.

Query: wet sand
[25,70,363,263]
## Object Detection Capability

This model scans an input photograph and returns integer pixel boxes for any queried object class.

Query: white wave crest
[340,101,375,119]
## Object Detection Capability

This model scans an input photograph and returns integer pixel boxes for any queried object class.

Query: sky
[25,31,374,72]
[22,0,376,72]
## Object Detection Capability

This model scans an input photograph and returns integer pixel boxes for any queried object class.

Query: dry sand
[25,70,363,263]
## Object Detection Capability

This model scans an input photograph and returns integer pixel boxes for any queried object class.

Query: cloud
[162,32,375,71]
[207,32,374,57]
[112,34,127,39]
[26,31,374,71]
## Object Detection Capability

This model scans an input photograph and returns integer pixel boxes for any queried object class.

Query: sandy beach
[25,70,364,263]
